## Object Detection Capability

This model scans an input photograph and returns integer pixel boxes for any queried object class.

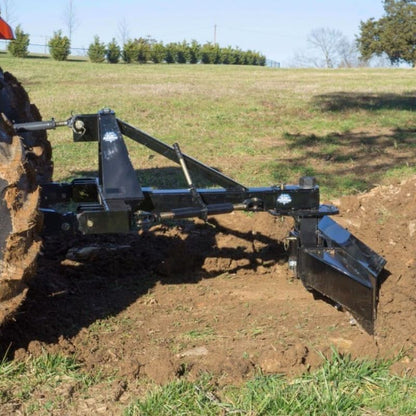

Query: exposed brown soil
[0,173,415,413]
[336,176,416,368]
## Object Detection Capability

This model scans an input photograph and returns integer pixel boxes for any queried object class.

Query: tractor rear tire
[0,68,52,325]
[1,69,53,184]
[0,128,42,324]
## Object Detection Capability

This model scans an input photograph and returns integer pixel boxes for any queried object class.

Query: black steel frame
[15,109,386,332]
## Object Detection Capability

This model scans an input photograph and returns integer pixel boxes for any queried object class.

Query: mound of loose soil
[0,177,415,413]
[336,176,416,370]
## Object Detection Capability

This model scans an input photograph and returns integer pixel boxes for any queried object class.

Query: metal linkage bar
[173,142,207,219]
[139,184,323,214]
[117,118,247,191]
[13,118,70,132]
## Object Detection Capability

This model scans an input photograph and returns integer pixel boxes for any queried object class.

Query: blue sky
[5,0,385,66]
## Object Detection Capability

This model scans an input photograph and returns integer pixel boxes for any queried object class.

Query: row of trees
[7,28,266,66]
[7,1,416,68]
[90,37,266,65]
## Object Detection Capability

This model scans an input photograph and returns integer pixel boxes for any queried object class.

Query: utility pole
[64,0,77,43]
[214,24,217,44]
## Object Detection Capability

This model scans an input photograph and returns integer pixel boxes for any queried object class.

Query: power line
[222,25,303,40]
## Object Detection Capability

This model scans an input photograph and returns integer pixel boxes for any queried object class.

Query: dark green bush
[48,31,71,61]
[188,40,200,64]
[200,43,220,64]
[122,39,139,63]
[88,36,106,63]
[164,42,177,63]
[150,42,165,63]
[175,41,188,63]
[8,25,30,58]
[106,38,121,63]
[136,38,151,63]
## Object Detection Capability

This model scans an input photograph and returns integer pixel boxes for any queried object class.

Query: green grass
[1,55,415,197]
[2,350,415,415]
[0,351,107,413]
[125,351,416,415]
[183,327,216,341]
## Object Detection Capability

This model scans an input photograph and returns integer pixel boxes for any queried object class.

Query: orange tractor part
[0,17,14,40]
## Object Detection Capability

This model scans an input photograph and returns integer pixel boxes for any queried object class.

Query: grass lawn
[1,54,415,198]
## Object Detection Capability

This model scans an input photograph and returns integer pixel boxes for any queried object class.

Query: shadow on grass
[1,53,88,62]
[274,128,416,196]
[0,53,51,61]
[24,54,51,60]
[312,91,416,112]
[66,57,88,63]
[64,165,235,189]
[0,218,286,355]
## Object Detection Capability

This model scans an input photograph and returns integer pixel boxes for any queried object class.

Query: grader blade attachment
[295,216,386,333]
[13,109,386,333]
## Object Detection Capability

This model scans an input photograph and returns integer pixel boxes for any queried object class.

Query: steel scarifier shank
[14,109,386,333]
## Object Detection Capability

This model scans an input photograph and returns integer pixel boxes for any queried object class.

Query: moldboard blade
[298,216,386,333]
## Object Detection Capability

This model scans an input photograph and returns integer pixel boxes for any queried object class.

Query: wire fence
[0,39,89,56]
[266,59,280,68]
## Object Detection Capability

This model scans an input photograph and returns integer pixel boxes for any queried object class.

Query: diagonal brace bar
[117,118,247,192]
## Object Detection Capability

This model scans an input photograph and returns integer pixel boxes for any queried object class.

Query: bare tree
[289,50,320,68]
[337,38,361,68]
[62,0,78,42]
[307,28,347,68]
[1,0,17,26]
[290,27,362,68]
[118,17,130,45]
